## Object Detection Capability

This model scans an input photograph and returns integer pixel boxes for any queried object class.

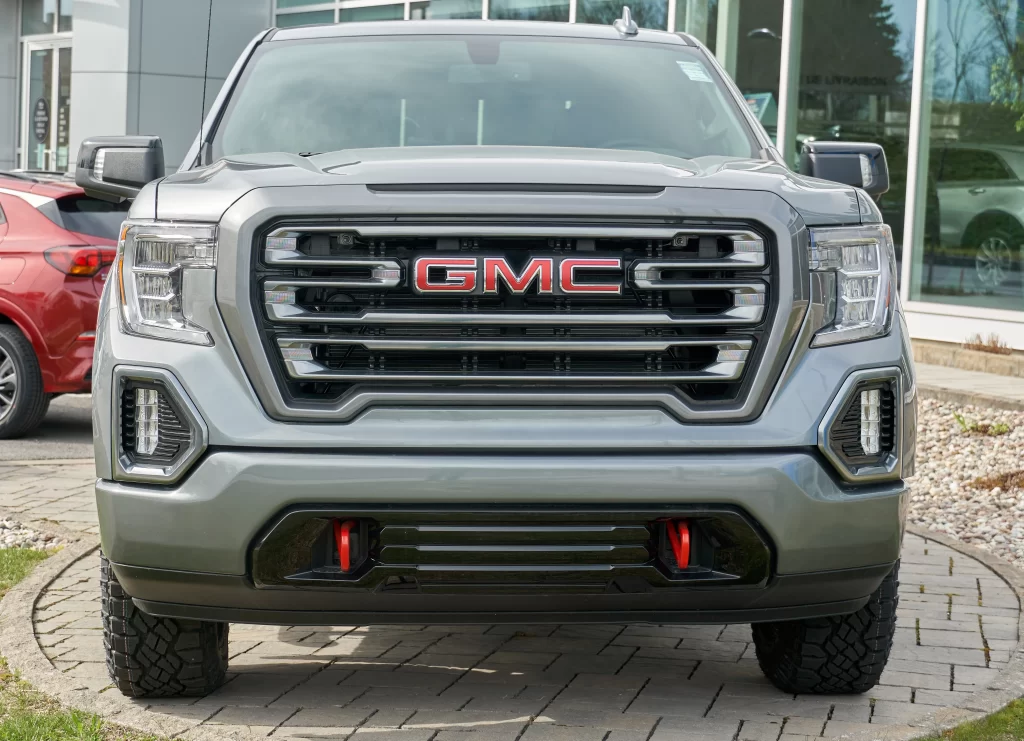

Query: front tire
[101,553,228,697]
[752,562,898,694]
[0,325,49,439]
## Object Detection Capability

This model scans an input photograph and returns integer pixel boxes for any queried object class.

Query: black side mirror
[799,141,890,197]
[75,136,164,202]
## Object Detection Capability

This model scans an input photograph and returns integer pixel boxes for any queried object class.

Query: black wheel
[752,562,898,694]
[101,553,228,698]
[0,324,49,439]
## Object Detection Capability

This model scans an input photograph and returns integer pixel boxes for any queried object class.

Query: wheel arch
[962,209,1024,247]
[0,302,44,357]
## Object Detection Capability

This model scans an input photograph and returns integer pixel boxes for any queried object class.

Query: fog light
[135,388,160,455]
[120,380,194,471]
[860,388,881,455]
[821,372,900,482]
[115,369,208,484]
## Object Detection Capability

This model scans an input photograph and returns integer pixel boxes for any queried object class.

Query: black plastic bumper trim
[115,561,894,626]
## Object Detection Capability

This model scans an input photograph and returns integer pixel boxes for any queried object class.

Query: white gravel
[0,519,69,551]
[910,397,1024,567]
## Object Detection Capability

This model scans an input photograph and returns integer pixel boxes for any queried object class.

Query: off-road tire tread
[0,325,49,439]
[752,562,899,694]
[101,553,228,697]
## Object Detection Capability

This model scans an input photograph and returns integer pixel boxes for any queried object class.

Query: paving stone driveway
[2,461,1022,741]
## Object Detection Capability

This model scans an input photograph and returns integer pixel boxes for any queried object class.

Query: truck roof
[268,19,695,46]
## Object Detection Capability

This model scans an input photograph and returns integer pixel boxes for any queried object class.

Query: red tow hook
[333,519,357,572]
[664,519,690,569]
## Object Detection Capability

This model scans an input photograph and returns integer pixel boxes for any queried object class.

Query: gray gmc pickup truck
[77,15,916,699]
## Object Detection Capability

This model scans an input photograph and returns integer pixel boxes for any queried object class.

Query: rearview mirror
[799,141,889,197]
[75,136,164,202]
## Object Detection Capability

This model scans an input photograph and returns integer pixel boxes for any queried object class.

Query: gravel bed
[0,519,69,551]
[910,397,1024,567]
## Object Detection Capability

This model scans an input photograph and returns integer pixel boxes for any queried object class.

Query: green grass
[917,699,1024,741]
[0,548,160,741]
[0,550,49,599]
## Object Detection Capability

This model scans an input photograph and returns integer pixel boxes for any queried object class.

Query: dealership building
[1,0,1023,347]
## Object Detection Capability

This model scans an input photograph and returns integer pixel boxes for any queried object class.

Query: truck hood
[152,146,864,225]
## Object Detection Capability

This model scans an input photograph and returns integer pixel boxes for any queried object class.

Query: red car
[0,171,129,438]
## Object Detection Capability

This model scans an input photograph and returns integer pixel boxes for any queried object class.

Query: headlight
[808,224,896,346]
[117,221,217,345]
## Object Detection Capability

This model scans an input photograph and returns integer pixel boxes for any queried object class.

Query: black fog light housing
[113,367,207,483]
[819,368,902,482]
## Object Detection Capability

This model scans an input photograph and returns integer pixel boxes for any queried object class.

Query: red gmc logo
[413,256,623,295]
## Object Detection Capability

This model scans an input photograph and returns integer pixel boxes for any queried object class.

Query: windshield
[213,35,757,161]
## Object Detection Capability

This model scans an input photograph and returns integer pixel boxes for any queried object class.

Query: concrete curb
[0,523,1021,741]
[0,532,263,741]
[830,526,1024,741]
[0,459,95,466]
[918,384,1024,413]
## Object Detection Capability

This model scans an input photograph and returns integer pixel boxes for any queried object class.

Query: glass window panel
[909,0,1024,313]
[58,0,72,32]
[56,47,71,171]
[22,0,58,35]
[673,0,716,49]
[489,0,568,22]
[410,0,484,19]
[339,4,405,21]
[795,0,916,264]
[277,0,331,6]
[733,0,783,140]
[214,37,757,159]
[276,9,336,26]
[577,0,667,30]
[25,49,53,170]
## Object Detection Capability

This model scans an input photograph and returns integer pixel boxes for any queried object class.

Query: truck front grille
[254,220,775,409]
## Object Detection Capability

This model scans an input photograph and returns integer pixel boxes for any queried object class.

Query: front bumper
[98,449,907,623]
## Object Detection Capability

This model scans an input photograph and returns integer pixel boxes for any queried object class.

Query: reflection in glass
[576,0,667,29]
[22,0,57,35]
[909,0,1024,312]
[56,48,72,171]
[215,38,755,160]
[410,0,484,18]
[733,0,783,142]
[489,0,569,22]
[796,0,915,259]
[276,9,335,26]
[340,4,405,21]
[672,0,717,49]
[58,0,73,32]
[26,49,53,171]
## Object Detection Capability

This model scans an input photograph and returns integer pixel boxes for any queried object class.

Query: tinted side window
[54,195,130,241]
[934,149,1012,183]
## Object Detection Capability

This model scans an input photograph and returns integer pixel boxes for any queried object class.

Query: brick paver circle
[2,463,1021,741]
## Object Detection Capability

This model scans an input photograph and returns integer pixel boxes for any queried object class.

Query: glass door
[20,41,72,172]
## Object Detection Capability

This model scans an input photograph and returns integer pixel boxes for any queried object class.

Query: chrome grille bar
[277,336,752,354]
[277,339,750,383]
[265,283,766,325]
[265,226,765,269]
